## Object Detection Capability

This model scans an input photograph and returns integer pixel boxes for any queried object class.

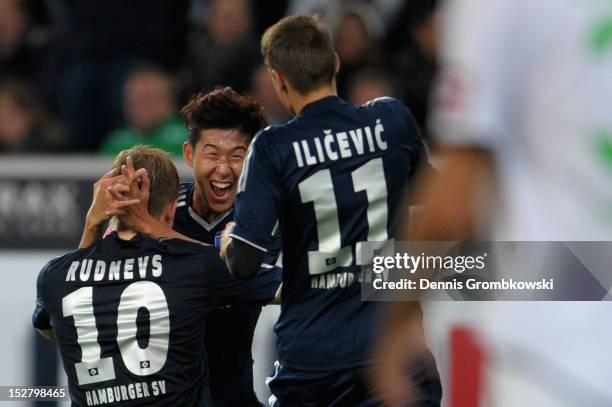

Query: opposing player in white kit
[374,0,612,405]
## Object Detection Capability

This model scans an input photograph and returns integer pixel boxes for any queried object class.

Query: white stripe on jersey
[362,96,393,107]
[187,207,233,232]
[228,232,267,252]
[237,132,263,193]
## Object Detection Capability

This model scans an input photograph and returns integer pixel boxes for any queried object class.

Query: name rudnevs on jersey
[65,255,163,282]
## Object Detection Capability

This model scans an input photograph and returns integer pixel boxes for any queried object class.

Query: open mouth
[210,181,233,200]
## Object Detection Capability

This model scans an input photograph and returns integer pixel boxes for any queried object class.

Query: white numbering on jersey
[298,157,393,275]
[62,281,170,385]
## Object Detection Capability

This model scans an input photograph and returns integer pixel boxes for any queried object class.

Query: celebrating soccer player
[79,87,282,407]
[32,146,277,406]
[81,87,280,407]
[220,15,441,406]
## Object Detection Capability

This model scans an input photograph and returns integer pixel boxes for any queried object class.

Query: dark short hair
[113,145,179,217]
[180,86,267,147]
[261,15,336,95]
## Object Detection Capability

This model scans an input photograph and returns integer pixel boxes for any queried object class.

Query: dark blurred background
[0,0,440,156]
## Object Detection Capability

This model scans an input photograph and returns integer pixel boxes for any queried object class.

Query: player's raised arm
[79,166,142,248]
[220,221,267,280]
[80,155,201,247]
[116,156,203,244]
[205,244,282,306]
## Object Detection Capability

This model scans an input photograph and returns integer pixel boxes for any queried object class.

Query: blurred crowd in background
[0,0,439,155]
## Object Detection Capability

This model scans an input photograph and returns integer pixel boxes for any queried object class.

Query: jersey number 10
[62,281,170,385]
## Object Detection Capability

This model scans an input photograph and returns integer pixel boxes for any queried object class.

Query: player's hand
[112,156,154,234]
[85,168,141,230]
[219,221,235,259]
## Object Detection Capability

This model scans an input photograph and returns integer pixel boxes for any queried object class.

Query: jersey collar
[187,206,233,232]
[298,96,346,117]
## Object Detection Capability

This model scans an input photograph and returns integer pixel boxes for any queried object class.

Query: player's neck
[115,224,137,240]
[192,187,225,223]
[290,83,338,116]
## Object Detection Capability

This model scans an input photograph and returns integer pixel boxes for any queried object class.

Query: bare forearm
[79,222,104,248]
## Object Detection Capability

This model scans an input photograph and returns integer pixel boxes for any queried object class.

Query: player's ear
[270,69,287,94]
[162,200,177,227]
[183,141,194,168]
[334,52,341,75]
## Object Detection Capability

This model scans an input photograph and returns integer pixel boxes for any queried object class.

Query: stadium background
[0,0,446,405]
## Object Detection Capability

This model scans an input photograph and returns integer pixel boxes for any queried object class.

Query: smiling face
[184,128,250,222]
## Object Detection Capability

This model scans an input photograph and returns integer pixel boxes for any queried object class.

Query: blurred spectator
[347,69,397,106]
[48,0,189,152]
[251,64,290,125]
[189,0,288,36]
[0,81,64,153]
[288,0,403,26]
[185,0,260,94]
[0,0,56,100]
[325,1,384,99]
[387,0,440,140]
[99,67,187,157]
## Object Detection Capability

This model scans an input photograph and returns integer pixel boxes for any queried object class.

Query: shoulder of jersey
[156,236,217,256]
[255,124,287,142]
[40,246,90,276]
[177,182,192,209]
[360,96,399,108]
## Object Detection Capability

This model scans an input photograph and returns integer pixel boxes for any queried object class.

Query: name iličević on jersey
[292,119,387,167]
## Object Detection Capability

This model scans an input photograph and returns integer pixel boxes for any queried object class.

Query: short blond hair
[261,15,336,95]
[113,145,179,217]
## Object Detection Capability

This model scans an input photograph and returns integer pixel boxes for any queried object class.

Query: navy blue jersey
[32,233,276,406]
[173,182,281,406]
[174,183,234,245]
[231,96,426,371]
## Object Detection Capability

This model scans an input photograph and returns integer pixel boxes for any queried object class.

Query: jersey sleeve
[32,262,52,330]
[393,99,428,167]
[430,0,521,148]
[230,130,282,252]
[206,254,282,306]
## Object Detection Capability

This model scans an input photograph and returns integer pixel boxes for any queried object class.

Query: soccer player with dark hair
[177,87,281,407]
[80,86,281,407]
[32,145,278,406]
[220,15,441,406]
